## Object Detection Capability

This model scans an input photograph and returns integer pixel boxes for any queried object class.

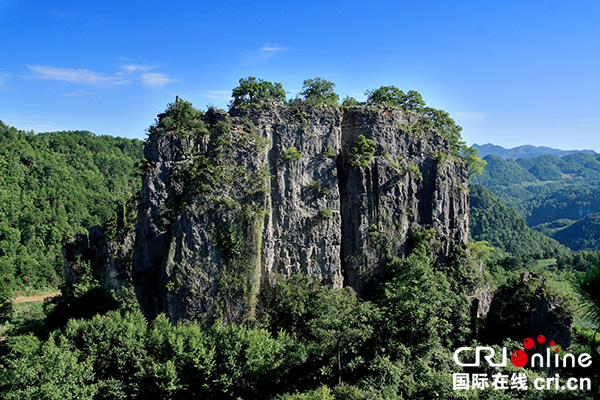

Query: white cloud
[454,111,489,122]
[27,65,129,85]
[122,64,155,73]
[247,42,293,62]
[140,72,177,88]
[26,64,176,89]
[259,42,292,52]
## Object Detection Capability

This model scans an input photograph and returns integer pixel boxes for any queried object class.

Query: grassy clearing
[535,258,557,268]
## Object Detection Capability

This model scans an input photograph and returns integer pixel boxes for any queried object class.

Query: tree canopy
[152,96,205,134]
[300,78,339,106]
[230,77,286,109]
[365,86,425,112]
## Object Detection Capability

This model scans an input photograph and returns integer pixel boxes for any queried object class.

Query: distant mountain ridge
[473,143,597,159]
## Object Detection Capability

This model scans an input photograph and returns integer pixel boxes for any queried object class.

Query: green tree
[1,333,97,400]
[207,322,300,397]
[375,245,455,356]
[300,78,339,106]
[460,144,487,175]
[62,310,149,398]
[152,97,205,134]
[306,287,374,385]
[469,240,494,263]
[263,276,375,386]
[230,77,286,109]
[365,86,425,112]
[422,107,462,154]
[143,314,215,398]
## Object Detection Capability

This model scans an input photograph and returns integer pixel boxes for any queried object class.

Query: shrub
[282,147,302,161]
[324,146,338,158]
[341,96,360,107]
[153,97,206,134]
[405,163,423,181]
[319,207,333,219]
[365,86,425,112]
[348,135,375,168]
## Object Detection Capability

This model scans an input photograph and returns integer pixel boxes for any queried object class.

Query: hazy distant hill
[472,150,600,251]
[473,143,597,159]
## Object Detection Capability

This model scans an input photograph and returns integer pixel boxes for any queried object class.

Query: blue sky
[1,0,599,150]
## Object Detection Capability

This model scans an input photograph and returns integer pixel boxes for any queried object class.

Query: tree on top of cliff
[300,78,339,106]
[365,86,425,112]
[153,96,206,134]
[230,77,286,110]
[460,145,486,175]
[364,86,486,175]
[341,96,360,107]
[365,86,458,144]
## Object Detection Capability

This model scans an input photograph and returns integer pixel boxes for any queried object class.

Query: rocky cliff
[130,103,470,322]
[63,226,135,291]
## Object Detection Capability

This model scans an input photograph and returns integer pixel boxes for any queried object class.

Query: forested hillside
[0,121,143,297]
[550,212,600,251]
[468,184,565,257]
[472,151,600,251]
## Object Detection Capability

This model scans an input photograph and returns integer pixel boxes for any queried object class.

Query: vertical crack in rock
[337,109,348,287]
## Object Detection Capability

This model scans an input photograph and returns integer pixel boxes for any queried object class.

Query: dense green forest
[550,212,600,252]
[1,80,599,398]
[469,184,566,257]
[0,121,143,298]
[472,152,600,251]
[2,240,598,399]
[4,235,598,399]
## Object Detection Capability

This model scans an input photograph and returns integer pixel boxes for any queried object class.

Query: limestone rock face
[128,104,470,323]
[338,107,469,293]
[63,226,134,291]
